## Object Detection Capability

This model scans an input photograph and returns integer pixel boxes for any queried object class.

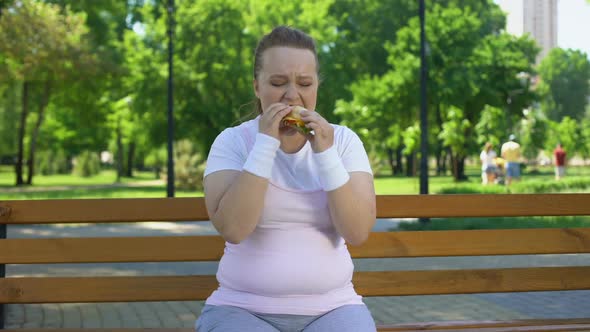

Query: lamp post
[419,0,429,196]
[166,0,175,198]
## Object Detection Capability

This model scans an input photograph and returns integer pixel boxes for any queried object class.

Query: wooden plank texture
[0,236,225,263]
[353,267,590,297]
[350,228,590,258]
[0,197,209,224]
[375,193,590,218]
[2,228,590,264]
[2,194,590,224]
[2,267,590,303]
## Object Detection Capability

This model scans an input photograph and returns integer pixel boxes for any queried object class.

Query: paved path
[4,220,590,328]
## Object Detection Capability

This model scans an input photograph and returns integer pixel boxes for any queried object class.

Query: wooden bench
[1,193,590,331]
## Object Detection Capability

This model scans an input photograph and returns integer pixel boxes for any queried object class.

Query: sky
[495,0,590,57]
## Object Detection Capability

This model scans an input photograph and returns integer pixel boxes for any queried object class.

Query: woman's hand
[300,109,334,153]
[259,103,292,140]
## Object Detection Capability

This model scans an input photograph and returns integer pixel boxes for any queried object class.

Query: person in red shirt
[553,143,566,180]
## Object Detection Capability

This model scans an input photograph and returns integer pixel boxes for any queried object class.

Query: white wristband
[314,145,350,191]
[242,133,280,179]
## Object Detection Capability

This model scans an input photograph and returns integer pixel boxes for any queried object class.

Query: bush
[73,151,101,177]
[436,177,590,194]
[37,150,70,175]
[162,140,205,191]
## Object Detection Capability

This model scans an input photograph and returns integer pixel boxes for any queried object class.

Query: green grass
[1,164,589,200]
[0,167,155,187]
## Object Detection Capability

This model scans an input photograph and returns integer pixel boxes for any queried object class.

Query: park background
[2,1,590,329]
[1,0,590,229]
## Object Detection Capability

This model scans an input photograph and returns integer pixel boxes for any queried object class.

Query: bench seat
[1,194,590,331]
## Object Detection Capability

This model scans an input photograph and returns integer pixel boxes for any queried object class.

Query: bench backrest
[1,194,590,304]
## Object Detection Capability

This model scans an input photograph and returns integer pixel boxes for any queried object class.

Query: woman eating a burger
[196,26,377,332]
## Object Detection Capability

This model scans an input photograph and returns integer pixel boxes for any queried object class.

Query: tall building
[496,0,558,63]
[523,0,558,62]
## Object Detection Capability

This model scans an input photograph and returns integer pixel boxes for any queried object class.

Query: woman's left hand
[300,109,334,153]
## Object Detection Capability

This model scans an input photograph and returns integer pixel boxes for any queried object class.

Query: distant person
[553,143,566,180]
[480,142,497,185]
[501,135,521,186]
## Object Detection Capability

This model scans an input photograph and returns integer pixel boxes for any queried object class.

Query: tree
[336,0,535,180]
[538,48,590,121]
[0,0,96,185]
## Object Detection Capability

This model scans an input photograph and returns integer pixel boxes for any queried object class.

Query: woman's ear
[253,79,259,98]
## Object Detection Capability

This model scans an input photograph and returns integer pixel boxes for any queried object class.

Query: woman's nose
[283,83,299,101]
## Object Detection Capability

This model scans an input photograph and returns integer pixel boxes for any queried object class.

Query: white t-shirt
[203,116,373,315]
[480,149,497,171]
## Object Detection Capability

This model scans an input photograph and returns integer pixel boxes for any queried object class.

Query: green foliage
[438,177,590,194]
[579,118,590,161]
[438,106,471,157]
[144,146,167,178]
[170,139,205,191]
[544,116,579,156]
[73,150,101,177]
[475,105,506,148]
[36,149,69,175]
[538,48,590,121]
[519,108,548,161]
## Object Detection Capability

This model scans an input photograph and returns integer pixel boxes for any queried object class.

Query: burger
[282,105,311,134]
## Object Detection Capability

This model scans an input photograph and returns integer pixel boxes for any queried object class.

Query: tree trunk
[387,148,395,176]
[456,157,468,181]
[116,118,123,183]
[26,81,51,185]
[451,154,468,181]
[395,146,404,175]
[126,142,135,178]
[15,81,29,186]
[405,152,415,177]
[435,103,444,175]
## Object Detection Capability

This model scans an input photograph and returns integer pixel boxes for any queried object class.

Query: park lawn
[2,164,589,200]
[0,167,155,187]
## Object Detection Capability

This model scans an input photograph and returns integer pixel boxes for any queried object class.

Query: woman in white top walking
[480,142,497,185]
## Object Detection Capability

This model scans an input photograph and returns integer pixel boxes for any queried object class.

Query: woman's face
[254,47,318,114]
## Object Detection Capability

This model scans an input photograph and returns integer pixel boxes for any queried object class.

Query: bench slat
[0,197,209,224]
[2,228,590,264]
[377,193,590,218]
[350,228,590,258]
[2,267,589,303]
[3,194,590,224]
[0,236,225,263]
[353,266,590,296]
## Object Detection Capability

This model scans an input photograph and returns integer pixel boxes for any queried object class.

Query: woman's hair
[484,142,493,152]
[253,26,319,114]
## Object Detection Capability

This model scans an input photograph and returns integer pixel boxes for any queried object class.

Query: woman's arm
[326,172,376,246]
[204,103,291,244]
[204,170,270,244]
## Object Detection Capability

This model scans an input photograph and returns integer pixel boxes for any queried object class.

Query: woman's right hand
[259,103,291,140]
